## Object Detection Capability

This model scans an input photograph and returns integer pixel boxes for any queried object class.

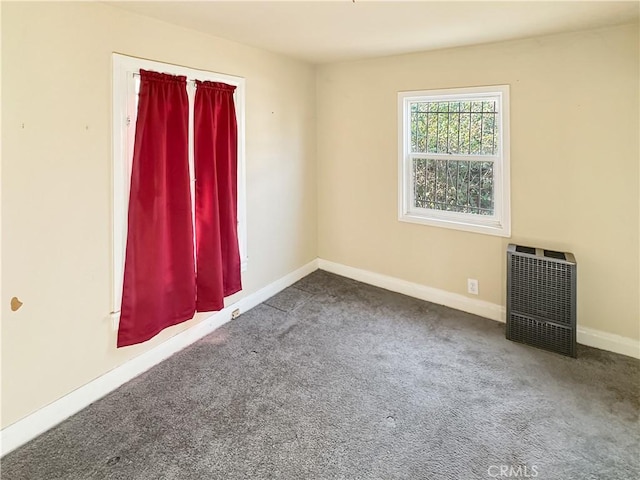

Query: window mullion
[409,153,498,163]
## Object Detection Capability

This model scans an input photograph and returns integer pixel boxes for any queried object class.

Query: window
[398,85,510,236]
[111,54,247,315]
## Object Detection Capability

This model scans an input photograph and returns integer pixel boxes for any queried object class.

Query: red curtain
[117,70,196,348]
[194,81,242,312]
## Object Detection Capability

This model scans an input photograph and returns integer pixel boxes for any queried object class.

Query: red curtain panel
[194,81,242,312]
[118,70,196,348]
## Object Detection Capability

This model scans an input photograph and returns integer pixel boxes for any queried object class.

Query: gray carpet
[2,270,638,479]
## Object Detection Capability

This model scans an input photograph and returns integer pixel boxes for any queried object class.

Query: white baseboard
[317,259,640,360]
[318,259,505,322]
[576,326,640,359]
[0,259,319,457]
[238,259,318,313]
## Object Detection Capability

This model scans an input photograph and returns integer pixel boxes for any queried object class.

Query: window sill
[399,212,511,237]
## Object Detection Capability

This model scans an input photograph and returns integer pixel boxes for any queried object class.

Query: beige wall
[317,25,639,340]
[1,2,317,428]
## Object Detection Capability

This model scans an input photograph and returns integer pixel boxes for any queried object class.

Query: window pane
[413,158,427,208]
[482,113,496,155]
[437,112,448,153]
[410,99,498,156]
[448,112,460,154]
[427,112,437,153]
[411,112,427,152]
[412,159,494,215]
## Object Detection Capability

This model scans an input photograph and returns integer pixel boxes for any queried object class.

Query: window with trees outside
[398,85,510,237]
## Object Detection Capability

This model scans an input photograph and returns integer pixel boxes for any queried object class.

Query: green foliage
[410,99,497,215]
[413,159,494,215]
[410,100,497,155]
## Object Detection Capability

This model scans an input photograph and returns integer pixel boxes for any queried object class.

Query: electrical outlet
[467,278,479,295]
[231,308,240,320]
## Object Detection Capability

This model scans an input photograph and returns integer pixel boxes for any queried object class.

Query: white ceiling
[110,1,640,64]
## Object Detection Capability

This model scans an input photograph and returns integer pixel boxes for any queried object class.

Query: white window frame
[111,53,248,315]
[398,85,511,237]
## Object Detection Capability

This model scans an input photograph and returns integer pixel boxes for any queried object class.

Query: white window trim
[397,85,511,237]
[111,53,248,315]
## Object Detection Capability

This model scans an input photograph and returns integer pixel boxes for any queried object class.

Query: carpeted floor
[2,270,638,479]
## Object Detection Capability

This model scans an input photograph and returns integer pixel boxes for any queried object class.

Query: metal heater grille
[507,244,577,357]
[508,314,573,355]
[510,255,574,325]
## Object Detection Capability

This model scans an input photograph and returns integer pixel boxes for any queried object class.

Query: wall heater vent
[506,244,577,357]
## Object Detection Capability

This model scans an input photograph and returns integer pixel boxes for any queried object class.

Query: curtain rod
[132,71,198,86]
